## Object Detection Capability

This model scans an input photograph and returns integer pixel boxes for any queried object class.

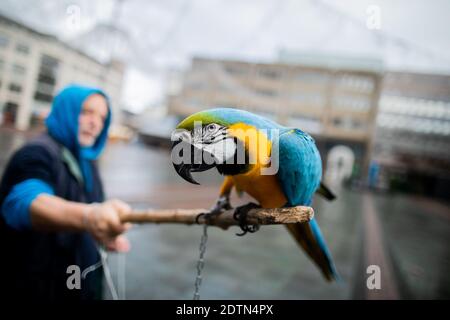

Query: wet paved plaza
[1,128,449,299]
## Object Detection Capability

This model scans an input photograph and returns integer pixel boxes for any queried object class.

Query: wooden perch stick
[119,206,314,230]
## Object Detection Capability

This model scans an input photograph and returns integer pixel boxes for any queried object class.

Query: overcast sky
[1,0,450,112]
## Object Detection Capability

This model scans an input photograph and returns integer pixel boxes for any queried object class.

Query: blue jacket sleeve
[1,179,55,230]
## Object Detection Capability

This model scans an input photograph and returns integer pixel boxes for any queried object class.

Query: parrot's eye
[206,124,217,132]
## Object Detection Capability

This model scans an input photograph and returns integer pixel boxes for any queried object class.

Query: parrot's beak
[171,139,216,185]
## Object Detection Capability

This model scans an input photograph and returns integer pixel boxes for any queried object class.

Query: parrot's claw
[195,196,232,224]
[233,202,261,236]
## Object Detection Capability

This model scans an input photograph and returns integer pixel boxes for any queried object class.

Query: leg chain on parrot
[193,223,208,300]
[192,199,262,299]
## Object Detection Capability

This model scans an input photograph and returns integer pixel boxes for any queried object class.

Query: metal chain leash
[193,223,208,300]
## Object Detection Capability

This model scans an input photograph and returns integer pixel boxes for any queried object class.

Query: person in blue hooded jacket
[0,84,132,300]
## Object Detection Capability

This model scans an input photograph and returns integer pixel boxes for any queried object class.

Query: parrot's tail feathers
[317,182,336,201]
[285,219,339,281]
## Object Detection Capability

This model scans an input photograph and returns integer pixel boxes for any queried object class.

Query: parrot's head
[171,108,274,184]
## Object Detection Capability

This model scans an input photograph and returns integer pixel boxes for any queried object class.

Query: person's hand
[84,199,132,252]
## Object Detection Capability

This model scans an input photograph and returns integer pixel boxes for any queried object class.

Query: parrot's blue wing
[276,129,339,281]
[276,129,322,206]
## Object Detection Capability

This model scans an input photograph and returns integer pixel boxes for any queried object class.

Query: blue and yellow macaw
[171,108,338,281]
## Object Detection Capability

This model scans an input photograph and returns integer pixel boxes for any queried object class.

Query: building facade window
[333,117,365,131]
[0,34,9,48]
[224,64,247,76]
[15,43,30,54]
[259,68,280,79]
[34,54,59,102]
[256,88,277,97]
[12,64,26,75]
[2,101,19,125]
[8,83,22,93]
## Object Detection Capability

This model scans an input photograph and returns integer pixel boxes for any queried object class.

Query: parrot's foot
[233,202,261,236]
[195,195,232,224]
[212,195,233,212]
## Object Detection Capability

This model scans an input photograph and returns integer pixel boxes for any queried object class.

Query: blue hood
[45,84,112,192]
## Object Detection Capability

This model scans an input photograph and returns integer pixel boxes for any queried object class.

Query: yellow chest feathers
[227,123,287,208]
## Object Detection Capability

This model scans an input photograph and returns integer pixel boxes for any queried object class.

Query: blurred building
[373,72,450,199]
[168,56,383,181]
[168,55,450,198]
[0,14,124,130]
